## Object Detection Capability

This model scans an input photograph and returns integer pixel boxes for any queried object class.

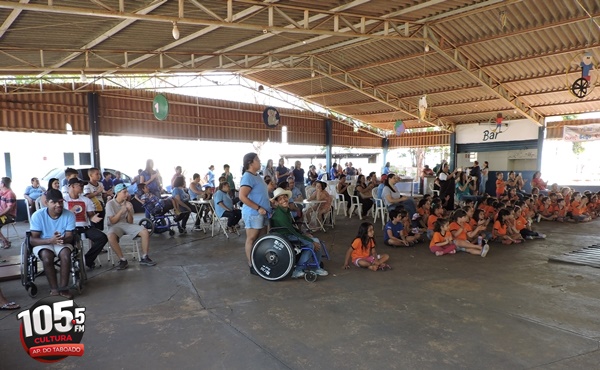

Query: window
[79,152,91,166]
[64,153,74,166]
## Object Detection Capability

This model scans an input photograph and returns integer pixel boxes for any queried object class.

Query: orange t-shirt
[350,238,374,260]
[515,215,527,231]
[556,205,568,218]
[493,220,507,236]
[430,231,449,248]
[570,201,582,216]
[427,214,439,230]
[496,180,506,195]
[449,221,471,240]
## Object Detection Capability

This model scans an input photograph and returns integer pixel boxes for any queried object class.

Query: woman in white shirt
[381,174,417,218]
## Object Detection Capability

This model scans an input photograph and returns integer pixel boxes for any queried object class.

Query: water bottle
[478,236,483,246]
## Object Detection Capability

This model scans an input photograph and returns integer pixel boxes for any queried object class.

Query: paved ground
[1,213,599,369]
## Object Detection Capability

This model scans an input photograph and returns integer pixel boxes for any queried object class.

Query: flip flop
[1,302,20,310]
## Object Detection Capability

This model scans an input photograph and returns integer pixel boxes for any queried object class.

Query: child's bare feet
[449,249,456,254]
[435,251,444,256]
[368,265,378,271]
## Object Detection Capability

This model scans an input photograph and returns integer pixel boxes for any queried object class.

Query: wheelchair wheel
[20,239,29,287]
[71,247,85,294]
[304,271,317,283]
[251,234,295,281]
[139,218,155,236]
[169,229,175,236]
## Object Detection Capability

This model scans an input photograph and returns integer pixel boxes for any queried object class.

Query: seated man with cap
[30,189,76,298]
[105,183,156,270]
[63,177,108,270]
[270,187,328,279]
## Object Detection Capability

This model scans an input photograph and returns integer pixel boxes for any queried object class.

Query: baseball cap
[46,189,64,203]
[114,183,128,193]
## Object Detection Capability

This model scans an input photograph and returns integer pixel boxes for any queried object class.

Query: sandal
[378,264,392,271]
[1,241,11,249]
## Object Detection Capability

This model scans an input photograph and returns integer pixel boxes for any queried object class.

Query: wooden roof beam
[424,25,545,126]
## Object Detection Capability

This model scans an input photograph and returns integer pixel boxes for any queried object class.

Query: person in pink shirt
[0,177,17,249]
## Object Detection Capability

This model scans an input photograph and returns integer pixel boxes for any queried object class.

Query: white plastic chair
[429,183,440,197]
[347,185,362,219]
[336,193,348,216]
[371,188,388,229]
[105,217,140,265]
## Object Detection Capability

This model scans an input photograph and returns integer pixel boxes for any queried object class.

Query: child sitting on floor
[429,218,457,257]
[343,222,391,271]
[449,209,490,257]
[493,209,523,244]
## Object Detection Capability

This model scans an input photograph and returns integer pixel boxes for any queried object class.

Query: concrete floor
[1,214,599,369]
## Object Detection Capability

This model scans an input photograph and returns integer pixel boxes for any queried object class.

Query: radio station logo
[17,295,85,363]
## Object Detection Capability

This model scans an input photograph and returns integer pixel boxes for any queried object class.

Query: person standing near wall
[470,161,481,195]
[479,161,489,195]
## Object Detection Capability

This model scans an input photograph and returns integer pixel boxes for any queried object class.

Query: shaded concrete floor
[1,214,599,369]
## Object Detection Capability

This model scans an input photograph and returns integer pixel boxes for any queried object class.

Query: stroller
[138,197,184,236]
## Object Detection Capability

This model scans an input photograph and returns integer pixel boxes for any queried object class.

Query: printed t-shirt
[515,215,527,231]
[63,194,95,227]
[384,221,404,242]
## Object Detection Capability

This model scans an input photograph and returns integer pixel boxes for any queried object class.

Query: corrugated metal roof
[0,0,598,134]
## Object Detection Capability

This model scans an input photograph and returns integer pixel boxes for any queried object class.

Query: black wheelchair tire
[251,234,295,281]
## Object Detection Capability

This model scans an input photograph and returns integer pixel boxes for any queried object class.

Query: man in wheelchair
[270,187,328,279]
[29,189,76,299]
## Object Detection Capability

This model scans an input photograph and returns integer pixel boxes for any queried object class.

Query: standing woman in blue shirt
[292,160,306,198]
[239,153,272,275]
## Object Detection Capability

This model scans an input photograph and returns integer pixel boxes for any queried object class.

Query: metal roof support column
[87,92,101,168]
[382,137,389,175]
[537,126,545,171]
[325,119,332,176]
[449,132,456,171]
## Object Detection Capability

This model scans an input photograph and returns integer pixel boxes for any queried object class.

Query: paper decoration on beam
[568,51,596,99]
[394,120,405,136]
[418,95,427,121]
[263,107,280,128]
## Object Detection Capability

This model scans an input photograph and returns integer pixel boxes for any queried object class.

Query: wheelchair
[251,227,330,283]
[20,231,86,298]
[138,199,183,236]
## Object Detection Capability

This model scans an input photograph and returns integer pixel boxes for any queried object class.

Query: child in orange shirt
[569,192,591,222]
[449,209,489,257]
[493,209,522,244]
[426,203,444,240]
[538,196,557,222]
[588,194,598,219]
[343,222,390,271]
[555,198,569,222]
[495,172,507,199]
[429,218,457,256]
[514,206,545,240]
[415,198,431,229]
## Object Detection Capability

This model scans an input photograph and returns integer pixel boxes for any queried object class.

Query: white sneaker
[536,214,542,223]
[292,270,305,279]
[536,233,546,239]
[314,268,329,276]
[480,244,490,257]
